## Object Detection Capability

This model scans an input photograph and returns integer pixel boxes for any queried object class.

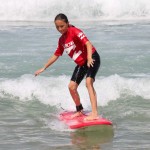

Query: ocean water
[0,0,150,150]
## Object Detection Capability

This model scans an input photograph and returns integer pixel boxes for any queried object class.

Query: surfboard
[59,111,112,129]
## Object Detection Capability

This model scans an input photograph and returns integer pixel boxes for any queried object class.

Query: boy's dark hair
[54,13,69,23]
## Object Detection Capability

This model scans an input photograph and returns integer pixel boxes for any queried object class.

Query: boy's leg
[68,81,83,117]
[68,81,80,106]
[85,77,98,120]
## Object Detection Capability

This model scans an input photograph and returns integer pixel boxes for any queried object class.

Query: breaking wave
[0,0,150,21]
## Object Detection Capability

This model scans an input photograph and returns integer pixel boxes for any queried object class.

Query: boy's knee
[86,78,93,88]
[68,82,78,91]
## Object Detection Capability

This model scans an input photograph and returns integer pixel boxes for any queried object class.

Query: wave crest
[0,74,150,109]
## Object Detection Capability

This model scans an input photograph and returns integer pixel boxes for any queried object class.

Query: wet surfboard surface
[59,111,112,129]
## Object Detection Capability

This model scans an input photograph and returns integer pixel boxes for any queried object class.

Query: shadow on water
[52,125,114,150]
[71,125,114,149]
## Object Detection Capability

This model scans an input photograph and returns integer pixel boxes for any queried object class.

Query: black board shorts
[71,50,100,85]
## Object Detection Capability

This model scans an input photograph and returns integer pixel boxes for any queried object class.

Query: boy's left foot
[84,114,99,121]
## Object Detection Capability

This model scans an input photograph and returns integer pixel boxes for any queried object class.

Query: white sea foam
[0,74,150,109]
[0,0,150,21]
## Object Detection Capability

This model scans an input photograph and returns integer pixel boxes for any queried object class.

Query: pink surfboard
[59,111,112,129]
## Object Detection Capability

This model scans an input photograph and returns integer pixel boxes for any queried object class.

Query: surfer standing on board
[35,13,100,121]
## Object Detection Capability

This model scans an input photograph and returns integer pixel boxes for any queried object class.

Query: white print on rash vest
[64,41,82,61]
[77,32,85,40]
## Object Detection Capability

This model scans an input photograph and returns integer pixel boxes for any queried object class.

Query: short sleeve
[54,39,64,56]
[74,28,89,45]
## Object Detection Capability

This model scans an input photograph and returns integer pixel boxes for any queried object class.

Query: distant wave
[0,0,150,21]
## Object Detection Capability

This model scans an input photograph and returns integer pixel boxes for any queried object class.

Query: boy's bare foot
[84,113,99,121]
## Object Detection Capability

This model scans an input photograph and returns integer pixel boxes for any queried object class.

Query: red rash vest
[54,26,96,66]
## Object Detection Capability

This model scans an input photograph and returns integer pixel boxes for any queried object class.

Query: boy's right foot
[71,111,83,119]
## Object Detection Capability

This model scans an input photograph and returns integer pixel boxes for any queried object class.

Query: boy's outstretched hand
[34,68,45,76]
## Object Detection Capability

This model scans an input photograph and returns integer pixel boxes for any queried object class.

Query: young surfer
[35,13,100,120]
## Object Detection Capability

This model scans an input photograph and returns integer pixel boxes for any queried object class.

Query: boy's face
[55,20,69,34]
